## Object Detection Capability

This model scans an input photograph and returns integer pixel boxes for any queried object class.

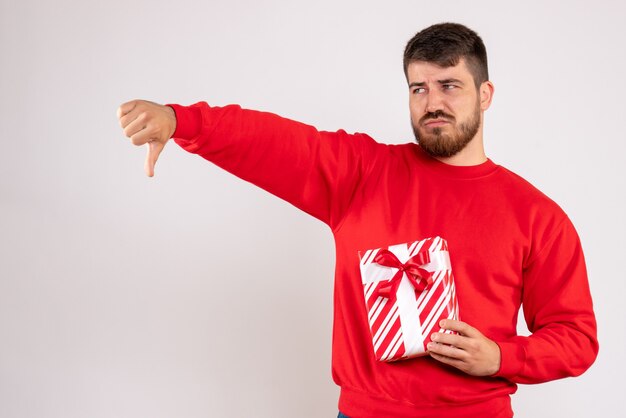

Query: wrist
[165,103,203,139]
[164,105,177,139]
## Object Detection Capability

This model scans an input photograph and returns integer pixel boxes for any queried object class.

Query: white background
[1,0,624,417]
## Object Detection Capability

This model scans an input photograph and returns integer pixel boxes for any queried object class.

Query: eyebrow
[409,78,465,88]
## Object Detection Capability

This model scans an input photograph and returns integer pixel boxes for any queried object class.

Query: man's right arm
[117,99,383,230]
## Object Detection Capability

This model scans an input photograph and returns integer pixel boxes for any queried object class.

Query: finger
[427,341,468,360]
[119,109,139,129]
[430,331,466,348]
[117,100,137,119]
[144,140,165,177]
[129,125,154,147]
[119,102,152,129]
[123,114,149,141]
[439,319,480,337]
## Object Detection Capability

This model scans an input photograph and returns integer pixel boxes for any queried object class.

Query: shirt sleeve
[166,101,383,231]
[494,216,599,384]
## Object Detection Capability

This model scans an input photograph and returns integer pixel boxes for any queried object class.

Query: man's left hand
[427,319,501,377]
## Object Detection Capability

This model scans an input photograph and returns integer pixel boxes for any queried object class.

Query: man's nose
[425,89,445,113]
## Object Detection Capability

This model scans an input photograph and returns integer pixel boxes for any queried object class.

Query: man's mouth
[423,118,450,127]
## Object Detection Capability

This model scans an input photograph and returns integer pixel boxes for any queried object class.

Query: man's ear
[479,81,495,111]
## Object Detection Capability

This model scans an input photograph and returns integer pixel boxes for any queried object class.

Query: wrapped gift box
[358,236,459,362]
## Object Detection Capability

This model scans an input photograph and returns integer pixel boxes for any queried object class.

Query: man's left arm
[428,216,599,382]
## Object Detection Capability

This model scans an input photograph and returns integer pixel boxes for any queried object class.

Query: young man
[117,23,598,418]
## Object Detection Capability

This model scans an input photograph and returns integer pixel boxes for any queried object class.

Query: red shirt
[168,102,598,418]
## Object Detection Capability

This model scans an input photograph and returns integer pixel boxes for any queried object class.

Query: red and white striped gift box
[358,236,459,362]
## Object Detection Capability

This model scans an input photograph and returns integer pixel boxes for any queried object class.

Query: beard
[412,101,481,158]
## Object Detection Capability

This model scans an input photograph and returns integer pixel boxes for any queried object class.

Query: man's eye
[412,87,426,94]
[443,84,457,90]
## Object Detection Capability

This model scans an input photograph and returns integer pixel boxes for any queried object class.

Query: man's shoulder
[495,163,568,221]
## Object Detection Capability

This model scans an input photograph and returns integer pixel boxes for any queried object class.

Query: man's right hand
[117,99,177,177]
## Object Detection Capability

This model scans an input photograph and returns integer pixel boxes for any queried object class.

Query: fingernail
[431,333,438,341]
[440,320,445,327]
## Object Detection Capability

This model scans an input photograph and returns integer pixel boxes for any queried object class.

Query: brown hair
[403,23,489,88]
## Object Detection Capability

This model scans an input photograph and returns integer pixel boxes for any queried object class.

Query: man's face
[407,58,484,158]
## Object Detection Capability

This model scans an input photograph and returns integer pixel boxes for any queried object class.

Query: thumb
[144,140,166,177]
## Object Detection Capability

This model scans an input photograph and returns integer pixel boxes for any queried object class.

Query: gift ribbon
[373,249,434,300]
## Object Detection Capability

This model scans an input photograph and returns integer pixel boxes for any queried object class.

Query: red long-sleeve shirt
[168,102,598,418]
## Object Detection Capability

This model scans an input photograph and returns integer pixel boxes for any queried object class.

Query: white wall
[1,0,623,416]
